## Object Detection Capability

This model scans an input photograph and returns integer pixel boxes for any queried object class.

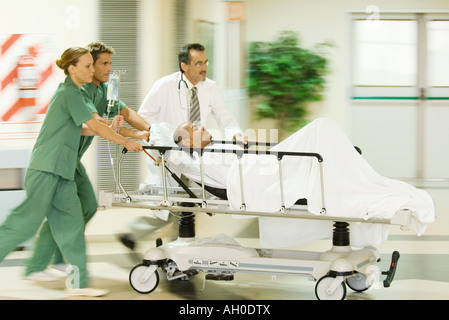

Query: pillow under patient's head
[149,123,177,147]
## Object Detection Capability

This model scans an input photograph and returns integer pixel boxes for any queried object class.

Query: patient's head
[173,122,212,149]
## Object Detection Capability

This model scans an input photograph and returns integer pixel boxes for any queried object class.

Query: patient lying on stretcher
[155,118,435,248]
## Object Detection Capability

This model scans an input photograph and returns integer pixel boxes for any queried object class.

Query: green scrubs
[0,77,93,288]
[25,81,125,274]
[81,81,126,118]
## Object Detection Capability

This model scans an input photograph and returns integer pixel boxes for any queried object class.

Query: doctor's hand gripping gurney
[141,118,435,249]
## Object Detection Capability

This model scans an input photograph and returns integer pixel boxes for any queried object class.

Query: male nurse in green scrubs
[82,42,150,140]
[0,47,142,297]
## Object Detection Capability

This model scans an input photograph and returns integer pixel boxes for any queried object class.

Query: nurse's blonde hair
[56,47,89,76]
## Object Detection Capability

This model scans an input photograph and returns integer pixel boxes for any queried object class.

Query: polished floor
[0,185,449,301]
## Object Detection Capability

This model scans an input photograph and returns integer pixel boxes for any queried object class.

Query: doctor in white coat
[138,43,244,187]
[119,44,245,251]
[139,43,242,138]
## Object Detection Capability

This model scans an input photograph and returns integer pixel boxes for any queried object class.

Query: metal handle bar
[142,145,323,162]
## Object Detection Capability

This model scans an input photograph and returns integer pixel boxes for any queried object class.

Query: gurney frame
[100,142,405,300]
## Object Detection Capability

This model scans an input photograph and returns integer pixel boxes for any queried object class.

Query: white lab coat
[138,72,242,140]
[138,72,242,186]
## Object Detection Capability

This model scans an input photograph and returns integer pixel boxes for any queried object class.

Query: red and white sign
[0,34,59,140]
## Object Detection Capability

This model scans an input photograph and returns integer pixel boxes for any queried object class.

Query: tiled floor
[0,186,448,301]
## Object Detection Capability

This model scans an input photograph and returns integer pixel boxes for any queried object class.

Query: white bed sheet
[225,118,435,247]
[147,120,435,248]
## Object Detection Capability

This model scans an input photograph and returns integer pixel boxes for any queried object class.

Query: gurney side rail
[142,144,326,214]
[142,145,323,162]
[118,145,413,228]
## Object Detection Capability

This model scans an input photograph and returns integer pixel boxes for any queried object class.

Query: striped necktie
[190,87,201,124]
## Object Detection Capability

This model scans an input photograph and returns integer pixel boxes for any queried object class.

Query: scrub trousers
[0,169,89,288]
[24,164,97,283]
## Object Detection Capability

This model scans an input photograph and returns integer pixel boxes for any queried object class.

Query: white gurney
[100,119,435,300]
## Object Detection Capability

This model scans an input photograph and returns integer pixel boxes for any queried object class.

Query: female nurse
[0,47,142,297]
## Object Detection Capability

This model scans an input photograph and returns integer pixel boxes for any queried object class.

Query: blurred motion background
[1,0,449,199]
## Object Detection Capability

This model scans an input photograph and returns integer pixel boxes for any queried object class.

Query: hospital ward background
[0,0,449,301]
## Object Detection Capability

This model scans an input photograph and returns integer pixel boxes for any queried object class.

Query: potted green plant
[248,31,330,136]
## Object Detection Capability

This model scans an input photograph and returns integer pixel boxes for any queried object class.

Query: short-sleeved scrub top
[28,77,93,181]
[78,82,126,158]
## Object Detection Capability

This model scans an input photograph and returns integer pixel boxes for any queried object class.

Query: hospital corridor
[1,0,449,302]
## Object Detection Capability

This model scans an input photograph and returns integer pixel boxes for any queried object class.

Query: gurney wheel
[129,264,159,294]
[315,276,347,300]
[346,273,371,292]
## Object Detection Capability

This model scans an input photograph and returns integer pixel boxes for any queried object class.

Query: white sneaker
[52,263,71,274]
[66,288,109,297]
[24,271,59,282]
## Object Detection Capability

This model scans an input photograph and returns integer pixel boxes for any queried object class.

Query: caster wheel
[315,276,347,300]
[129,264,159,294]
[346,273,371,292]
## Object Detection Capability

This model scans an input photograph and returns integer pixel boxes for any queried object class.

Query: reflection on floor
[0,187,448,301]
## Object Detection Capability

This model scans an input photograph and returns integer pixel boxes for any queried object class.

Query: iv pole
[106,70,126,195]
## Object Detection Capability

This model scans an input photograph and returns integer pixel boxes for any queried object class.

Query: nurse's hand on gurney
[85,117,143,152]
[123,139,143,152]
[110,115,124,132]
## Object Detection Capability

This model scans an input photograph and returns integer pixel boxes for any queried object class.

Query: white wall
[245,0,449,128]
[0,0,98,150]
[0,0,98,77]
[139,0,176,101]
[3,0,449,180]
[245,0,449,178]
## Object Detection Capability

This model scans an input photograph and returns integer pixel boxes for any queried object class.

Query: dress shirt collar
[182,73,194,90]
[181,72,204,91]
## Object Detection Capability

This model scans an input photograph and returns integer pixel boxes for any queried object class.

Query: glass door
[423,15,449,178]
[350,12,449,180]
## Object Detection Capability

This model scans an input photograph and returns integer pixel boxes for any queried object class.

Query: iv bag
[107,71,120,101]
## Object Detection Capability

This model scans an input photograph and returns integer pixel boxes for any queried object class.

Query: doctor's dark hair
[178,43,205,72]
[86,42,115,63]
[56,47,89,76]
